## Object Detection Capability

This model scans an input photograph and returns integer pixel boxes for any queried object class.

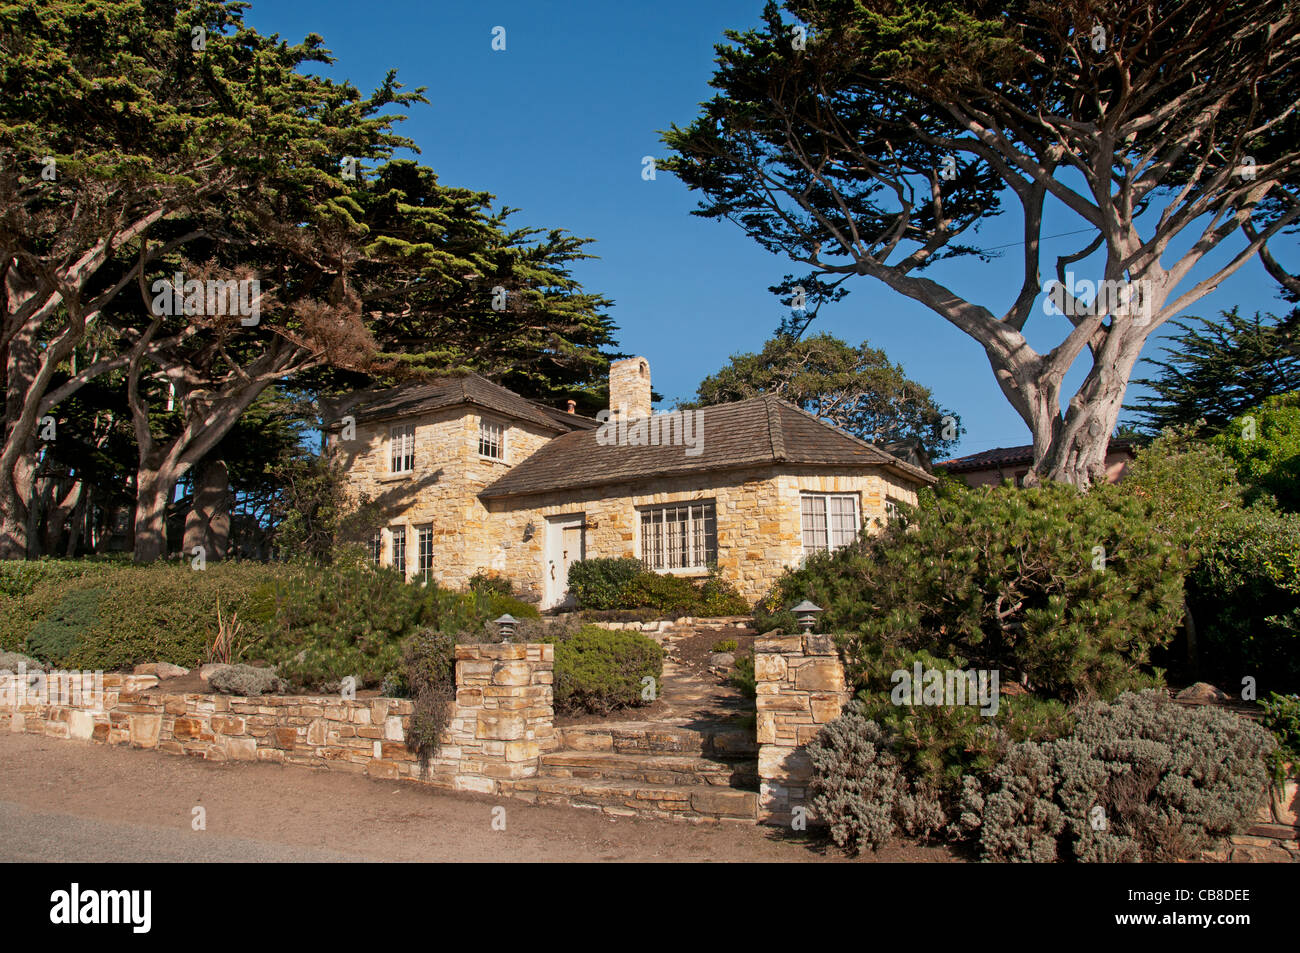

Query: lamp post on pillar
[493,614,518,643]
[792,600,823,634]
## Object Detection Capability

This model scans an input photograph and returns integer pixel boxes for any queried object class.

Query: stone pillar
[754,633,849,825]
[439,643,554,794]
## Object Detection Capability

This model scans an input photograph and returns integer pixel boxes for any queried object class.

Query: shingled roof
[323,373,594,434]
[479,395,935,500]
[938,438,1135,473]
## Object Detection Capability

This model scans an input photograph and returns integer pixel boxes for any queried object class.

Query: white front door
[543,514,585,610]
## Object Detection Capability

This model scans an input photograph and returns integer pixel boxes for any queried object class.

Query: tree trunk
[0,483,27,559]
[183,458,230,561]
[133,467,178,564]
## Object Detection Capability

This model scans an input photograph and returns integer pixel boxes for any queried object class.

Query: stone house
[327,357,935,608]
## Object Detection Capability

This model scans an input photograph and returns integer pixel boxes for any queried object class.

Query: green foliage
[806,701,947,854]
[468,570,515,598]
[712,638,738,653]
[1261,693,1300,782]
[757,482,1186,702]
[1216,393,1300,511]
[398,630,459,776]
[537,625,664,715]
[850,648,1071,795]
[26,588,103,664]
[1189,507,1300,692]
[1121,426,1245,541]
[567,558,644,610]
[0,561,291,670]
[482,593,541,621]
[618,572,705,615]
[730,653,756,700]
[264,566,494,691]
[689,332,961,456]
[1128,309,1300,435]
[207,664,285,697]
[956,691,1274,862]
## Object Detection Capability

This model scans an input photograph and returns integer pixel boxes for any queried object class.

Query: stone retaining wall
[754,633,851,826]
[0,643,553,797]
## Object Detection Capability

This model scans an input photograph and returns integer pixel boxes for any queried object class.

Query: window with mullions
[478,418,504,460]
[391,525,407,575]
[390,424,415,474]
[417,525,434,581]
[801,493,859,555]
[639,501,716,570]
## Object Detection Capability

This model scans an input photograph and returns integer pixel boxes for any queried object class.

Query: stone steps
[558,721,758,759]
[510,775,758,822]
[539,750,758,788]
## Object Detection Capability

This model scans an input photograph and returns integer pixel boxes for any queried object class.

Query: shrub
[0,650,44,672]
[0,561,288,670]
[26,587,103,663]
[398,629,459,776]
[1189,507,1300,692]
[1261,692,1300,783]
[482,593,541,621]
[730,653,756,699]
[618,571,701,615]
[806,701,947,854]
[207,664,284,696]
[756,482,1187,703]
[712,638,738,653]
[538,625,664,715]
[957,691,1275,862]
[698,572,750,616]
[567,558,644,610]
[1216,392,1300,511]
[468,570,514,597]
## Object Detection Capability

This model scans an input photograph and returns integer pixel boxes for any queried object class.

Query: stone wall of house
[754,633,851,826]
[486,464,918,605]
[331,407,557,591]
[0,644,554,797]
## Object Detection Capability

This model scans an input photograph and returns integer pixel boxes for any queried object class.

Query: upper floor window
[801,493,859,555]
[640,501,716,570]
[479,417,504,460]
[390,424,415,474]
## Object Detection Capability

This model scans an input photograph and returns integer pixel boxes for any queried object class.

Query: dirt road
[0,732,956,863]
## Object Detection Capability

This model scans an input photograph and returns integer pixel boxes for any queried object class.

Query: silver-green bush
[207,663,284,697]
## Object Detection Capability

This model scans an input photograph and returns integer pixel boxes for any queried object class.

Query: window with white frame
[417,525,434,581]
[390,424,415,474]
[369,531,383,568]
[478,417,504,460]
[884,497,904,524]
[640,501,716,570]
[390,525,407,575]
[801,493,860,555]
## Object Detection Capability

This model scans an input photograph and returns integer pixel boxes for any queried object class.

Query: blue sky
[246,0,1294,458]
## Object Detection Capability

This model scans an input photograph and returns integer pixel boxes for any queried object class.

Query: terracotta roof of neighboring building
[479,395,936,499]
[322,373,594,434]
[937,439,1135,473]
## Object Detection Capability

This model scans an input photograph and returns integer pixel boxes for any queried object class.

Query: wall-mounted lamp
[522,522,535,542]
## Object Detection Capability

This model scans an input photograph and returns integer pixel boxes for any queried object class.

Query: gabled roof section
[479,395,935,500]
[322,373,594,434]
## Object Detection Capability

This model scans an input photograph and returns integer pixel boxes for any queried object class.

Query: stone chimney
[609,356,652,420]
[566,399,576,415]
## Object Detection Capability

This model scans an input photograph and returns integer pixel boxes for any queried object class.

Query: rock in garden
[133,663,158,675]
[156,662,190,680]
[1175,682,1230,705]
[198,663,229,684]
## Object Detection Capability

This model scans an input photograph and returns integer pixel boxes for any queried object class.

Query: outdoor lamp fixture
[493,614,519,643]
[792,600,823,634]
[522,522,535,542]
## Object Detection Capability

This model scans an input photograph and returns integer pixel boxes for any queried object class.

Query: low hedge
[537,624,664,715]
[567,558,750,617]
